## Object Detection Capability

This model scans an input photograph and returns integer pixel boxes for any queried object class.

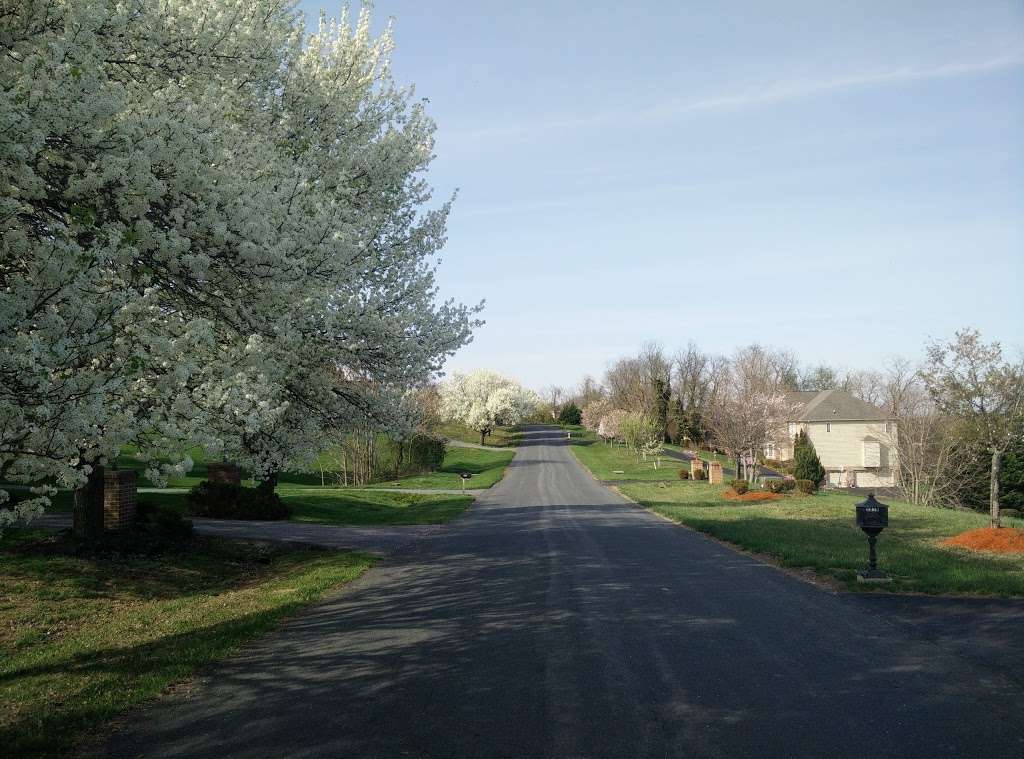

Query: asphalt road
[103,426,1024,758]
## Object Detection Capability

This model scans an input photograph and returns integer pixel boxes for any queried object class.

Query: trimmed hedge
[678,468,690,480]
[729,479,749,495]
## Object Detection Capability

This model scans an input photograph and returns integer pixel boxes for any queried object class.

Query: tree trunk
[990,448,1002,529]
[480,430,486,446]
[258,470,279,496]
[73,464,105,541]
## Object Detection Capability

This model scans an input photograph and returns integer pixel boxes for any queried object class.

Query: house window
[826,422,831,433]
[788,423,797,437]
[885,421,892,434]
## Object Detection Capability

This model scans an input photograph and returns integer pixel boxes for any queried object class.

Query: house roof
[784,389,891,422]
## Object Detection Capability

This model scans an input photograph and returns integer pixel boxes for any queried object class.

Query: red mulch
[943,527,1024,555]
[722,489,783,502]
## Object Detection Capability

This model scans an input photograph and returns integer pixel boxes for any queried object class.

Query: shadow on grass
[0,544,370,758]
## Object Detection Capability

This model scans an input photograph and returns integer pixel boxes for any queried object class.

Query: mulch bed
[722,489,783,502]
[943,527,1024,555]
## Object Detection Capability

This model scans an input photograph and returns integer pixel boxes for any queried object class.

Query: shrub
[729,479,749,494]
[137,501,194,541]
[766,479,786,494]
[407,433,446,472]
[678,468,690,480]
[693,467,708,481]
[781,478,796,492]
[795,479,816,495]
[186,481,291,520]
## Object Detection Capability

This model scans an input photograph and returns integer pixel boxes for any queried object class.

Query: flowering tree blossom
[597,410,628,443]
[0,2,478,533]
[439,370,537,445]
[581,399,614,432]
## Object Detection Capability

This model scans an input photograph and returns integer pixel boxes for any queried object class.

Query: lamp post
[855,493,892,583]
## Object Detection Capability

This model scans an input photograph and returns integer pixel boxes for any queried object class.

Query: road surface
[103,426,1024,758]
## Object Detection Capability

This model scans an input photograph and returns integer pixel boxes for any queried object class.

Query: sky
[299,1,1024,390]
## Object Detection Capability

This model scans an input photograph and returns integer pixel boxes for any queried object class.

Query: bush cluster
[729,479,749,495]
[765,478,795,494]
[795,479,816,495]
[678,468,690,480]
[186,481,291,520]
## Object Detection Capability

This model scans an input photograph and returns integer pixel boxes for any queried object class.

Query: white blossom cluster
[439,370,537,442]
[0,1,479,531]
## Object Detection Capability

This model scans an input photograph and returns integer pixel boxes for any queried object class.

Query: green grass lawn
[281,488,472,525]
[0,531,372,757]
[618,481,1024,596]
[436,422,521,448]
[570,438,688,481]
[370,446,514,490]
[42,487,473,526]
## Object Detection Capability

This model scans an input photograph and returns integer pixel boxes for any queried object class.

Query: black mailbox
[460,472,472,480]
[855,495,888,533]
[855,493,891,583]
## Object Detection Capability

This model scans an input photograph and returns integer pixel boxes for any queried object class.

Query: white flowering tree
[582,399,614,432]
[439,370,537,445]
[0,2,478,535]
[597,410,627,443]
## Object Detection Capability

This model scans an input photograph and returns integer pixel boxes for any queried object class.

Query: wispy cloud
[444,53,1024,145]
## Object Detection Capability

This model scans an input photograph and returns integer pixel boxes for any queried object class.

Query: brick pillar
[690,458,705,478]
[707,461,724,485]
[103,470,137,531]
[206,463,241,486]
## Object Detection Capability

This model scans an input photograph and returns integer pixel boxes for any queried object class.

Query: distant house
[767,389,897,488]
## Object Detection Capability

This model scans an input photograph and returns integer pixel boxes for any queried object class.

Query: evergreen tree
[558,402,582,426]
[650,378,671,442]
[793,429,825,486]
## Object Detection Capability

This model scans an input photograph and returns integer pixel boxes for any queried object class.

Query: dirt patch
[943,527,1024,555]
[722,489,783,502]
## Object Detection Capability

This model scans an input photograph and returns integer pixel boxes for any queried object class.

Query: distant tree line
[541,330,1023,524]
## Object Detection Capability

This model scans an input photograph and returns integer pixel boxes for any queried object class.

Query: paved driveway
[102,426,1024,758]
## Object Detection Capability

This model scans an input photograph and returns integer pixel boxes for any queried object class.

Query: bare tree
[920,329,1024,527]
[574,375,604,408]
[892,412,976,507]
[799,363,841,391]
[845,369,885,407]
[882,356,926,418]
[541,385,565,421]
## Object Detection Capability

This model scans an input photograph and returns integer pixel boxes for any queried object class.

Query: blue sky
[300,1,1024,390]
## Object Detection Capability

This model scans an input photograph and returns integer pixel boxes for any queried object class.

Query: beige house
[766,389,898,488]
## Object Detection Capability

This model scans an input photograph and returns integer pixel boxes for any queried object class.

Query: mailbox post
[460,471,472,492]
[855,493,892,583]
